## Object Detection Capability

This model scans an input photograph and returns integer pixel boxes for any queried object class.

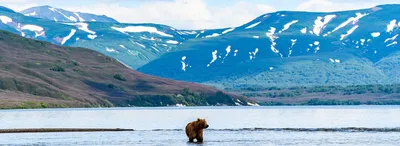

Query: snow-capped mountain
[138,4,400,88]
[20,6,118,23]
[2,4,400,89]
[0,5,200,68]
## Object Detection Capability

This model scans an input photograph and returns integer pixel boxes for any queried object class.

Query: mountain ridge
[138,4,400,89]
[20,5,118,23]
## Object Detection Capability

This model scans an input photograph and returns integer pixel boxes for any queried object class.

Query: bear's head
[197,118,209,129]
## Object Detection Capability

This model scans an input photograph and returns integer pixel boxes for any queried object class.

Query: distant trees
[240,84,400,97]
[240,84,400,105]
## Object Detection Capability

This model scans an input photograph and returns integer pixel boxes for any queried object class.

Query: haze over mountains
[1,4,400,91]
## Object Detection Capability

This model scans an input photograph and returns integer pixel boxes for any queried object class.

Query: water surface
[0,106,399,145]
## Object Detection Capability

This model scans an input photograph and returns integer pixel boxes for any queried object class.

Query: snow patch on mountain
[291,39,297,46]
[74,12,85,22]
[249,48,259,60]
[279,20,298,33]
[25,11,36,16]
[300,27,307,34]
[288,39,297,57]
[61,29,76,45]
[181,56,189,71]
[269,67,274,71]
[48,7,56,12]
[387,41,398,47]
[166,40,179,44]
[65,23,96,34]
[0,16,12,24]
[245,21,261,29]
[21,24,43,32]
[371,32,381,37]
[151,46,160,52]
[106,47,118,53]
[223,45,231,60]
[360,39,366,45]
[111,26,173,37]
[204,33,220,38]
[207,50,218,67]
[50,7,78,22]
[21,24,45,37]
[313,41,321,53]
[385,34,399,43]
[119,45,126,49]
[330,13,368,34]
[234,49,238,57]
[87,34,97,39]
[266,27,281,55]
[222,27,235,34]
[313,15,336,36]
[386,19,397,33]
[134,42,146,48]
[340,25,359,40]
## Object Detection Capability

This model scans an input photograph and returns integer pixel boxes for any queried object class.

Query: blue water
[0,106,400,145]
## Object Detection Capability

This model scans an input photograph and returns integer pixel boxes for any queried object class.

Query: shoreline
[0,128,134,133]
[1,105,400,111]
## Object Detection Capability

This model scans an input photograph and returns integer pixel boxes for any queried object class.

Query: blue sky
[1,0,400,29]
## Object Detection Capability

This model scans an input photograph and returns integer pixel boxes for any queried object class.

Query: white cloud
[64,0,275,29]
[295,0,378,12]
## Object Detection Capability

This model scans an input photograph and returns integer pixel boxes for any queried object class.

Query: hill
[0,30,254,108]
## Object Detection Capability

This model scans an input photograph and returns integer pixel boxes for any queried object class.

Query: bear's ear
[197,118,201,121]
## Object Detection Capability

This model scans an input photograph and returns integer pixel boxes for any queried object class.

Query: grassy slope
[0,30,252,108]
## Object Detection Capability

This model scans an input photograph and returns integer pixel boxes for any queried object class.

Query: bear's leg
[197,137,203,143]
[189,138,194,142]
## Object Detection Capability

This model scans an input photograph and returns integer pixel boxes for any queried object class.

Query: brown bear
[185,118,209,143]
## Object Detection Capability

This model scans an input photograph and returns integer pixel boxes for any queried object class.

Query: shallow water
[1,106,400,145]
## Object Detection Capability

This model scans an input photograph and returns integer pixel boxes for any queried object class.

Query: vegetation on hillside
[233,84,400,105]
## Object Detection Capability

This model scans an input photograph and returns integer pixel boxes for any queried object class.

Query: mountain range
[139,4,400,89]
[1,4,400,91]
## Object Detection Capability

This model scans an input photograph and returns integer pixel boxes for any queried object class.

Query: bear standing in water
[185,118,209,143]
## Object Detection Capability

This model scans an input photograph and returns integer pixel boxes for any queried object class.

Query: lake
[0,106,400,145]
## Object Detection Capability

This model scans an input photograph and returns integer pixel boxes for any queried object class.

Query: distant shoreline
[2,105,400,110]
[0,128,134,133]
